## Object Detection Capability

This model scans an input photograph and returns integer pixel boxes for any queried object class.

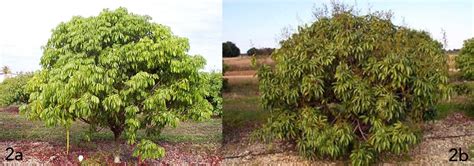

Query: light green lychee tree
[21,8,213,160]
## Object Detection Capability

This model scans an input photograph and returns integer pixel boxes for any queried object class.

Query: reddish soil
[0,106,19,113]
[0,107,222,165]
[0,141,222,165]
[0,141,95,165]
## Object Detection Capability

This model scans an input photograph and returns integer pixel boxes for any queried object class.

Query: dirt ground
[0,141,222,165]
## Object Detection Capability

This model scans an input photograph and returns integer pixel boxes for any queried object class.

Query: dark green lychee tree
[20,8,213,160]
[456,38,474,80]
[255,6,450,166]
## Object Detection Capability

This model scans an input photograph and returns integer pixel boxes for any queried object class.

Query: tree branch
[356,119,367,140]
[80,117,91,124]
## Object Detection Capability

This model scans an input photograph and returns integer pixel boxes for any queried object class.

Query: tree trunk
[110,126,123,142]
[110,126,123,164]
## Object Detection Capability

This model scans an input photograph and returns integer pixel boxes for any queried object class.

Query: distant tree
[223,41,240,57]
[2,66,12,78]
[223,42,232,56]
[246,47,275,56]
[446,49,460,54]
[259,48,275,55]
[0,73,33,107]
[247,47,258,56]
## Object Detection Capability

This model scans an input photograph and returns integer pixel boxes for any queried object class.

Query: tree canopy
[456,38,474,80]
[0,73,33,107]
[223,41,241,57]
[247,47,275,56]
[21,7,214,160]
[256,5,449,166]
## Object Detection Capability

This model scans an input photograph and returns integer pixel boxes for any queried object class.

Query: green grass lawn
[0,111,222,145]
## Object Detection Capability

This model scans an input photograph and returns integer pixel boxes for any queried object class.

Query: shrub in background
[455,38,474,80]
[247,47,258,56]
[256,4,449,166]
[247,47,275,56]
[0,73,33,107]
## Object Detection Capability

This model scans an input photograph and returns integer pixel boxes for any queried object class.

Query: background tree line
[222,41,276,57]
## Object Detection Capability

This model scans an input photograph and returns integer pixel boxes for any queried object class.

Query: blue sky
[224,0,474,52]
[0,0,222,73]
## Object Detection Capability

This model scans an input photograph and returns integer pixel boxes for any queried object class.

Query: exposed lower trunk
[110,126,124,142]
[110,126,123,164]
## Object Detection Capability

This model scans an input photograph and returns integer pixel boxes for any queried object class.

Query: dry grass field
[223,56,273,74]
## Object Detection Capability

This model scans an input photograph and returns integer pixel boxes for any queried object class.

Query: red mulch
[0,106,19,114]
[0,141,222,165]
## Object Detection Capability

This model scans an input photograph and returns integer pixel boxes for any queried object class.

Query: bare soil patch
[0,106,19,114]
[0,140,222,165]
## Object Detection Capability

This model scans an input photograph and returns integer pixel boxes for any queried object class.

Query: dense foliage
[455,38,474,80]
[247,47,275,56]
[256,7,449,166]
[21,8,213,160]
[0,73,33,107]
[204,72,223,116]
[223,41,241,57]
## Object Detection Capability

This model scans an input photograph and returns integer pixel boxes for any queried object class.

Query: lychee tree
[0,73,33,107]
[204,72,223,117]
[256,6,450,166]
[456,38,474,80]
[20,8,213,159]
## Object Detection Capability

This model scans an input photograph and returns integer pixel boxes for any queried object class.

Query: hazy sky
[1,0,472,73]
[224,0,474,52]
[0,0,222,73]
